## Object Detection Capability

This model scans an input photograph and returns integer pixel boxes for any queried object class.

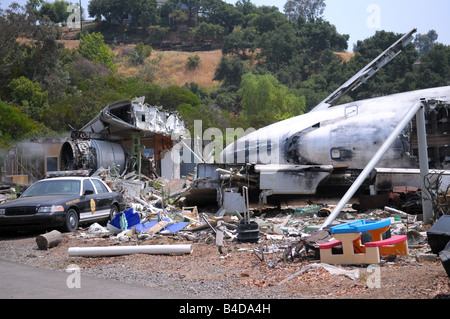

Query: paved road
[0,259,190,299]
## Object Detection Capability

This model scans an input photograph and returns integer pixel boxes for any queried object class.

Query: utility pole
[79,0,83,33]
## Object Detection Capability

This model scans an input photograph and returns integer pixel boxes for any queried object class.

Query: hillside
[59,22,223,89]
[114,46,222,88]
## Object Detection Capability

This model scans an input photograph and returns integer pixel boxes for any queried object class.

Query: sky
[2,0,450,51]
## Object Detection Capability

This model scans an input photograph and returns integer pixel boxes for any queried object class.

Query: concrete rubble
[0,182,15,204]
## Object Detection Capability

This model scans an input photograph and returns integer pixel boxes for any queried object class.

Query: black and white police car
[0,171,125,232]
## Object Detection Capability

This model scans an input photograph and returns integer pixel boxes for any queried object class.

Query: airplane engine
[60,139,126,173]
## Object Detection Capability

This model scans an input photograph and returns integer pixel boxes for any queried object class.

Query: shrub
[129,43,153,65]
[186,55,200,70]
[78,32,117,72]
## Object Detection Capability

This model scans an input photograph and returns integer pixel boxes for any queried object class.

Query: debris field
[0,174,449,299]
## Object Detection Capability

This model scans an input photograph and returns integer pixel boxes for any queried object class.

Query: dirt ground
[0,224,449,300]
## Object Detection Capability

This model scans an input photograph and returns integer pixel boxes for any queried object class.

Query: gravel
[0,226,449,299]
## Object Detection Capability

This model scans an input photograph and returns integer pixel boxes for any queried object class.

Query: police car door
[79,179,99,222]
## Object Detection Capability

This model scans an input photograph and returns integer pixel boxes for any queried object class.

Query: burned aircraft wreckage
[60,97,187,177]
[189,29,450,217]
[59,29,449,223]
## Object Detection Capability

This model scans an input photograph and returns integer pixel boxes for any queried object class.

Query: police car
[0,171,125,232]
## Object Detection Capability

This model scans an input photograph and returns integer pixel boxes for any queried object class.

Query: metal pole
[79,0,83,33]
[321,101,423,229]
[415,104,433,224]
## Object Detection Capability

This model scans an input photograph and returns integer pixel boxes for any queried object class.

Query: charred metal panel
[259,170,331,195]
[78,97,187,141]
[64,97,187,175]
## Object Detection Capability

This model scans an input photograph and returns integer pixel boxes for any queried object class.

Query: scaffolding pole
[321,101,424,230]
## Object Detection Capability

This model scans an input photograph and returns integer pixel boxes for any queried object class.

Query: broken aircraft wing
[311,28,417,112]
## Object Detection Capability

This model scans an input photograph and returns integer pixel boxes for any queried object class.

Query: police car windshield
[21,180,81,197]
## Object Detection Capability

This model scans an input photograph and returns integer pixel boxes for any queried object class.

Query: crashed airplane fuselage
[192,28,450,206]
[219,86,450,193]
[60,97,187,175]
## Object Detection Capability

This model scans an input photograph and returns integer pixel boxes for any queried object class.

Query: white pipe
[415,106,433,224]
[68,244,193,257]
[384,206,408,216]
[320,101,423,229]
[180,139,205,163]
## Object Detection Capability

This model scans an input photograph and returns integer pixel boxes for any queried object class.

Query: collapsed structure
[188,29,450,224]
[61,96,188,179]
[2,97,188,185]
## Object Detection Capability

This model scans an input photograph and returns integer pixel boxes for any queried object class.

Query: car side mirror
[83,189,94,196]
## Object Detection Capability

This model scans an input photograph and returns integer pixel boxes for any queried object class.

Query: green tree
[414,30,439,59]
[8,76,49,121]
[222,26,257,59]
[39,0,70,24]
[159,85,200,111]
[214,56,247,87]
[129,43,153,65]
[203,0,243,33]
[284,0,326,22]
[298,18,349,52]
[257,22,300,72]
[348,30,418,100]
[186,55,201,69]
[415,43,450,88]
[134,0,158,28]
[78,32,117,72]
[247,9,285,34]
[194,22,225,41]
[27,16,64,83]
[169,9,188,28]
[238,73,305,128]
[177,103,230,136]
[0,101,43,149]
[235,0,257,16]
[0,4,32,90]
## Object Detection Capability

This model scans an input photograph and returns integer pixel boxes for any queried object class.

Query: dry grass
[334,51,355,63]
[114,46,222,88]
[58,39,80,50]
[154,50,222,88]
